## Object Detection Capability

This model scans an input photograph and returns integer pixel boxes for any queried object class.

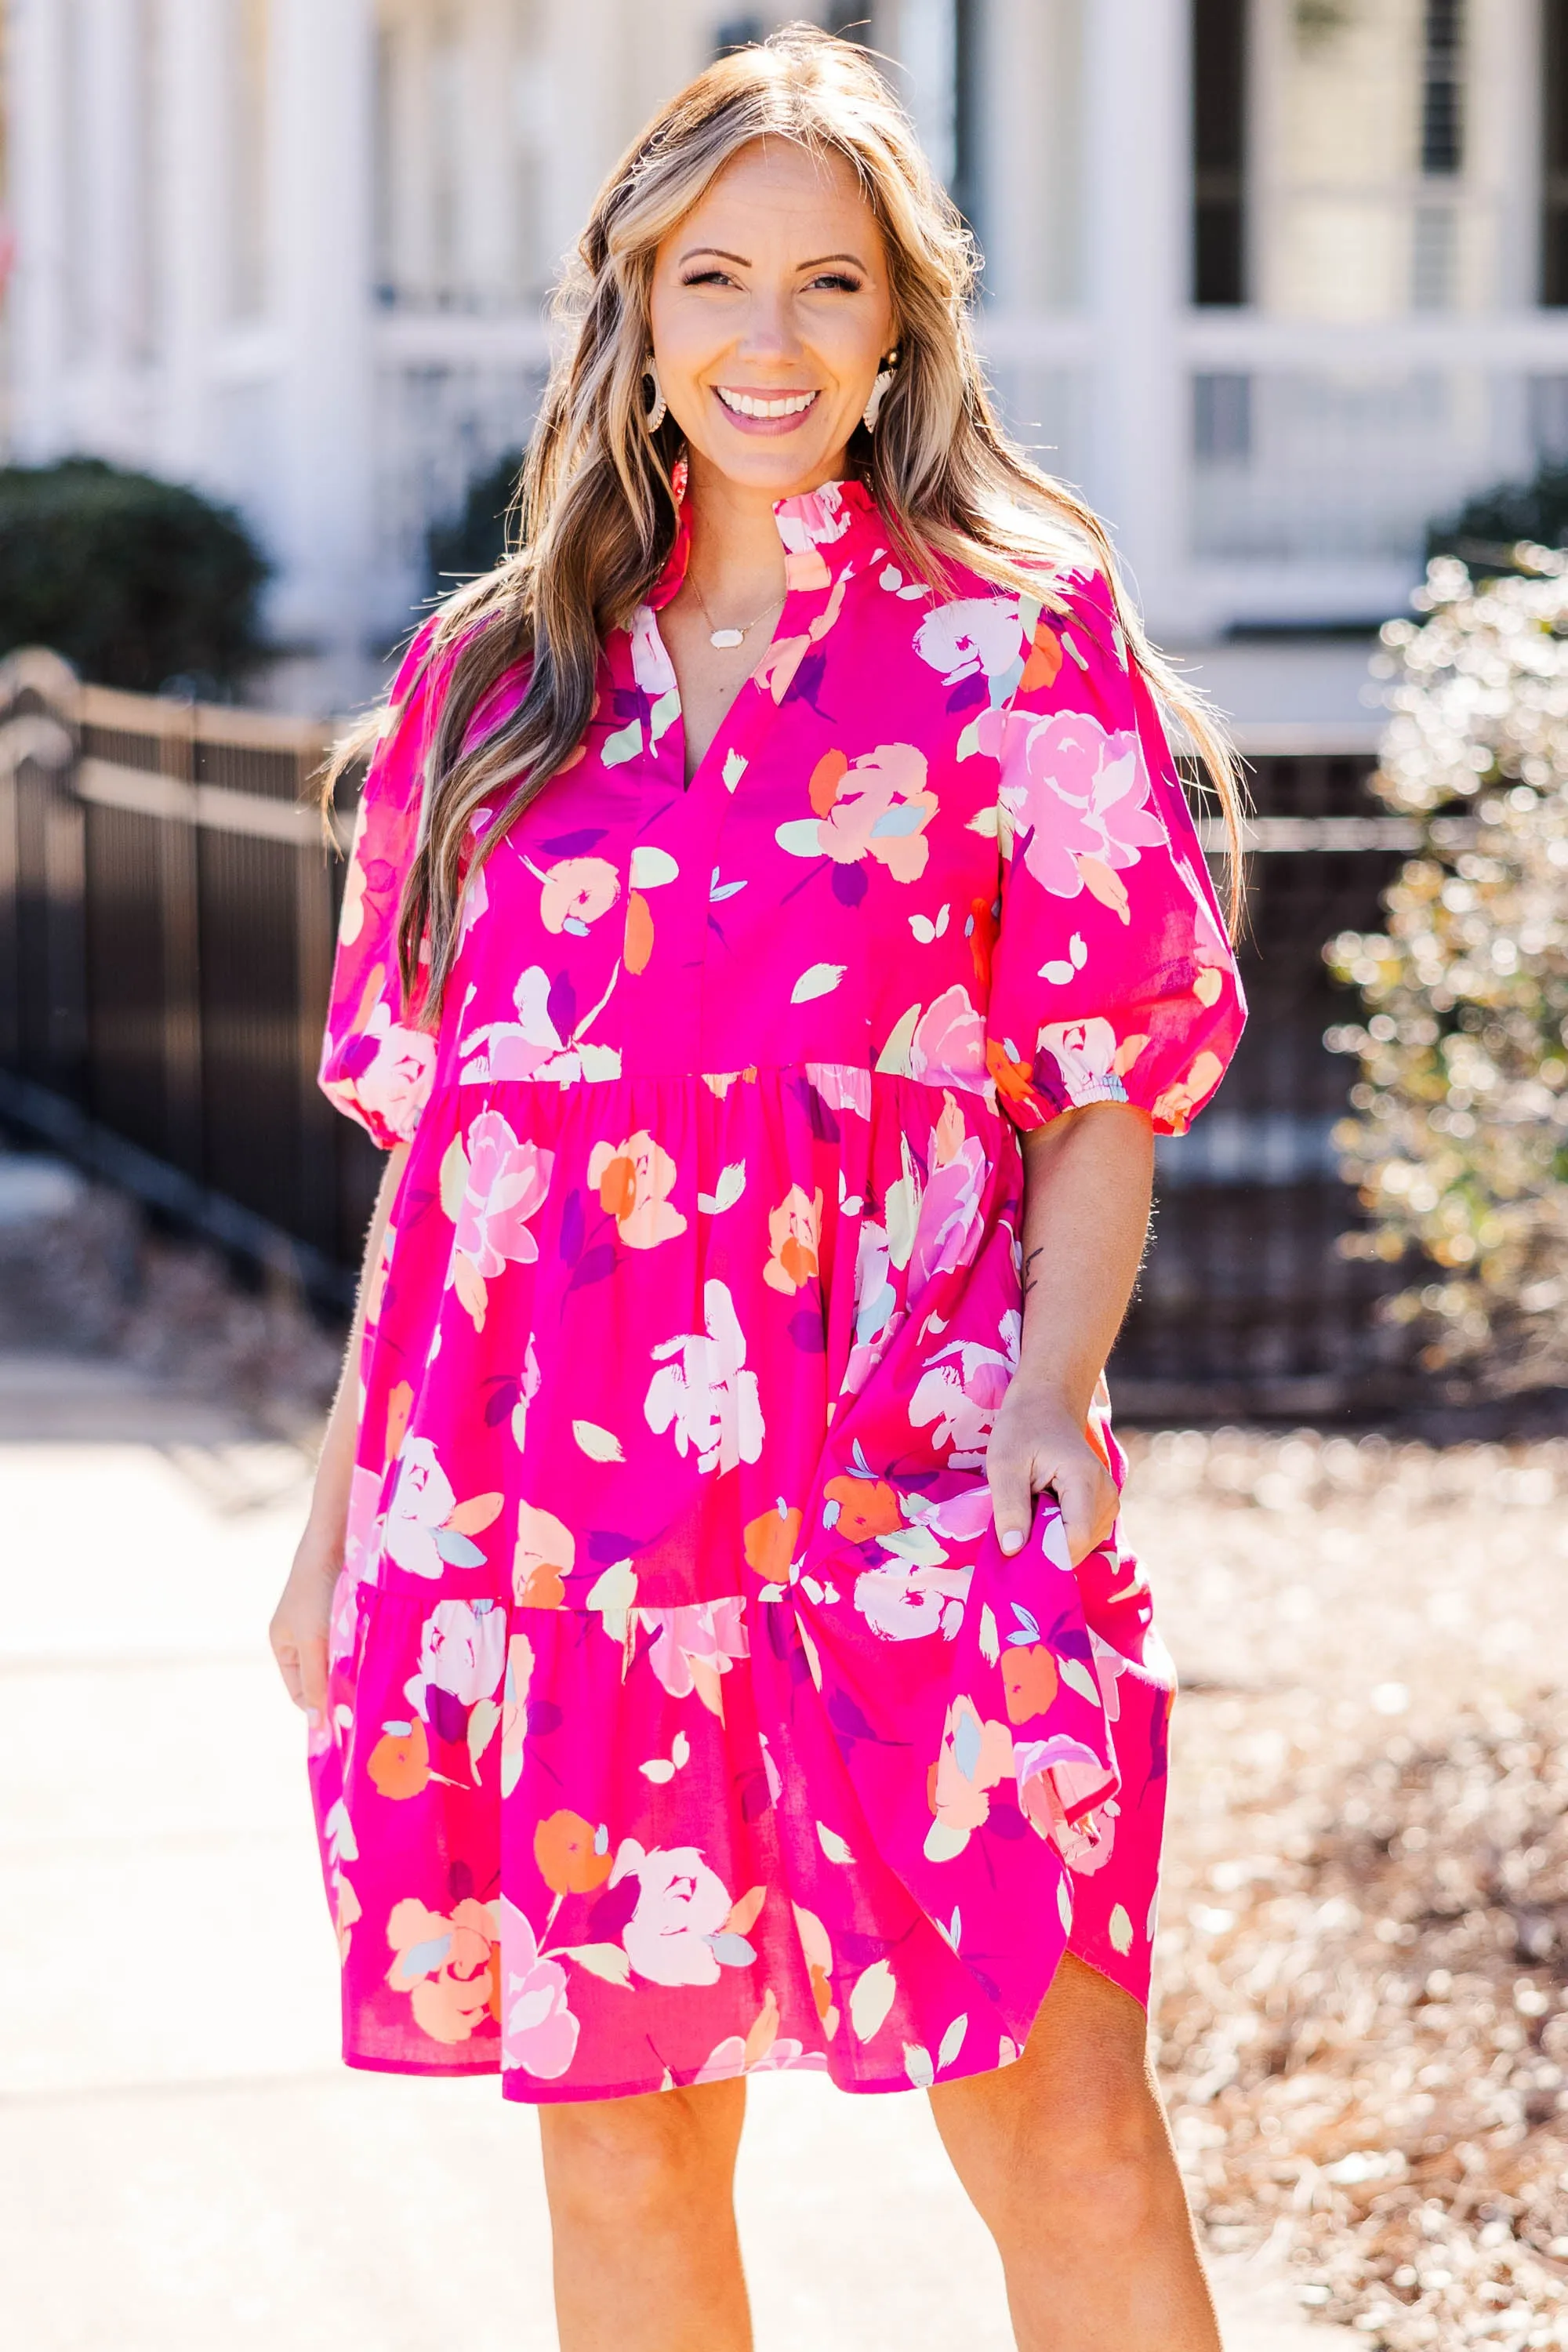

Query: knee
[993,2059,1176,2255]
[541,2086,739,2239]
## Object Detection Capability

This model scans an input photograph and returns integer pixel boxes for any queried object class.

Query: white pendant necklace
[687,573,784,651]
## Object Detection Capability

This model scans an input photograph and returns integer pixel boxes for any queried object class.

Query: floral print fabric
[309,470,1244,2101]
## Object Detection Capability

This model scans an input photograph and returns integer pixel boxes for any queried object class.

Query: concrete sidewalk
[0,1357,1345,2350]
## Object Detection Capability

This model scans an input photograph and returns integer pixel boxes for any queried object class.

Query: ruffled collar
[648,454,882,611]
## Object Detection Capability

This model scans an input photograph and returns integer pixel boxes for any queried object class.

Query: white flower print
[644,1279,764,1475]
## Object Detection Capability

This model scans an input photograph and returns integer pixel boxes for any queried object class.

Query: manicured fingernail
[1000,1529,1025,1555]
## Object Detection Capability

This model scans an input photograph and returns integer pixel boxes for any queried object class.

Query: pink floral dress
[309,470,1245,2100]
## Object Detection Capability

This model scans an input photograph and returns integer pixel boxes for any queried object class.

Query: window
[1193,0,1247,306]
[1420,0,1463,176]
[1545,1,1568,303]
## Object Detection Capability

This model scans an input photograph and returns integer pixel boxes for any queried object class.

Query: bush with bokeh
[0,456,270,695]
[426,448,524,593]
[1325,550,1568,1392]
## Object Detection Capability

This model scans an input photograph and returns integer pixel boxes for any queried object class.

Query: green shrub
[1325,554,1568,1392]
[1426,459,1568,577]
[0,456,270,695]
[427,449,524,592]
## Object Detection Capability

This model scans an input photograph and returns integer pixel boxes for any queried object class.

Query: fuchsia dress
[309,470,1244,2102]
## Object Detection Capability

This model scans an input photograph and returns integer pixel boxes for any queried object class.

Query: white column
[158,0,228,488]
[1080,0,1189,637]
[271,0,377,708]
[74,0,147,452]
[6,0,71,460]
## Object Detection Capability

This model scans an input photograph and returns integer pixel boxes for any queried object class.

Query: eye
[805,271,863,293]
[681,267,737,289]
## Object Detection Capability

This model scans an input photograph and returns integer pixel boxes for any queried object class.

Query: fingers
[269,1615,327,1715]
[1048,1456,1120,1566]
[986,1444,1036,1557]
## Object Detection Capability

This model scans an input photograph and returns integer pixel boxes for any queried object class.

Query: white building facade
[4,0,1567,715]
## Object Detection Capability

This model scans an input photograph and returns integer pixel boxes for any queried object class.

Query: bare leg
[539,2076,753,2352]
[927,1954,1221,2352]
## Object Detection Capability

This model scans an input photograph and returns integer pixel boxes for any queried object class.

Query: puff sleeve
[979,572,1246,1137]
[318,624,442,1149]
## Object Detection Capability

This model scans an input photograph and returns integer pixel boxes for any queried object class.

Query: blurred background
[2,9,1567,2350]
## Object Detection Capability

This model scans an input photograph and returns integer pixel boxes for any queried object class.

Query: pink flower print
[1035,1018,1125,1110]
[499,1896,579,2078]
[854,1560,971,1642]
[763,1182,823,1294]
[499,1629,535,1798]
[842,1218,901,1399]
[876,985,986,1094]
[341,1460,387,1593]
[644,1279,764,1475]
[537,855,619,935]
[908,1129,988,1296]
[326,998,435,1143]
[804,1060,872,1119]
[913,597,1029,691]
[1014,1734,1116,1865]
[612,1839,734,1987]
[815,743,938,884]
[448,1112,554,1330]
[586,1128,688,1250]
[984,709,1168,906]
[926,1696,1016,1859]
[385,1896,500,2044]
[408,1598,506,1717]
[909,1312,1021,1468]
[642,1598,750,1714]
[775,481,853,590]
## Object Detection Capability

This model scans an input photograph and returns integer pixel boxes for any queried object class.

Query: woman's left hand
[985,1375,1120,1568]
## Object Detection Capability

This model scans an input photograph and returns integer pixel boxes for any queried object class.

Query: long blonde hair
[331,22,1243,1016]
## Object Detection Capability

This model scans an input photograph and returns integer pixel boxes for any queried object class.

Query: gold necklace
[686,572,785,651]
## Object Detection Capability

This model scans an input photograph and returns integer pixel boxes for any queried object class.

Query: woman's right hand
[269,1510,345,1715]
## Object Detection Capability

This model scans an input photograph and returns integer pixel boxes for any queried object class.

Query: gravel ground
[1129,1430,1568,2349]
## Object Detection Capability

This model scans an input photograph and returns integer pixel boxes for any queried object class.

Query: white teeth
[715,387,818,419]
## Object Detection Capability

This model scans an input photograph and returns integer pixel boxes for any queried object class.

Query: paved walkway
[0,1355,1346,2350]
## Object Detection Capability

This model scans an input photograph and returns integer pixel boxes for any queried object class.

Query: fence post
[154,702,204,1178]
[293,741,339,1257]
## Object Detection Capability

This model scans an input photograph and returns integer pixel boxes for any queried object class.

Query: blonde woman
[270,27,1245,2350]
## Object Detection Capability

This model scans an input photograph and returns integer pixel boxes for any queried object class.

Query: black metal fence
[0,648,381,1304]
[0,651,1419,1408]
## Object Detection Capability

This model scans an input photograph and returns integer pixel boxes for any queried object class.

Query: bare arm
[984,1103,1154,1566]
[269,1138,411,1711]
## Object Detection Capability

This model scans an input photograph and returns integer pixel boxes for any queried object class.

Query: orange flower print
[586,1129,688,1250]
[925,1695,1015,1860]
[792,1904,840,2039]
[514,1501,573,1610]
[367,1716,432,1800]
[967,895,998,992]
[985,1035,1037,1111]
[537,855,619,934]
[1002,1643,1060,1725]
[385,1896,500,2044]
[1151,1051,1226,1136]
[743,1501,803,1583]
[763,1182,823,1294]
[534,1809,614,1896]
[822,1474,902,1544]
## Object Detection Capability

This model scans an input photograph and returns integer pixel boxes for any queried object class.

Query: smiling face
[647,136,897,501]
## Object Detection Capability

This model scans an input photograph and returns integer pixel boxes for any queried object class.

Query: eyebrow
[676,246,869,272]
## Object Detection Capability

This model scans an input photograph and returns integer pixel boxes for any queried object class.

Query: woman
[270,27,1245,2351]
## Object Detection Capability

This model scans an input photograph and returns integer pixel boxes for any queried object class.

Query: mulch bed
[1128,1430,1568,2349]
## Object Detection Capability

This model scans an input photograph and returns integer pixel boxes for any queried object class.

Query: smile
[713,387,820,419]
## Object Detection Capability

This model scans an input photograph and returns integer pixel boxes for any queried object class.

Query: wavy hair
[328,22,1244,1016]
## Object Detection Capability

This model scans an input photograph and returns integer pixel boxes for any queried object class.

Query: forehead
[664,136,880,253]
